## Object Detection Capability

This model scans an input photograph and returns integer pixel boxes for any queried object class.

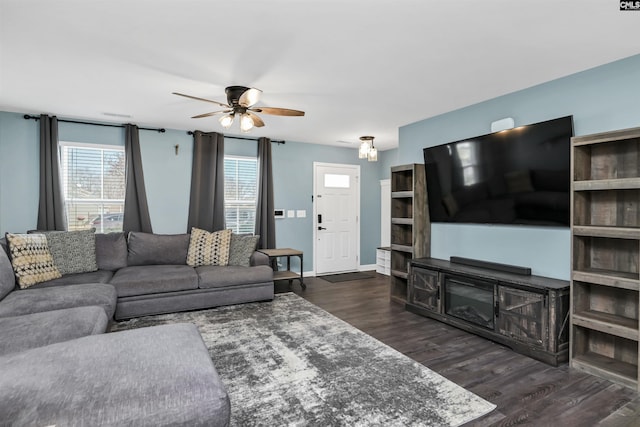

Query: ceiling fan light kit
[359,136,377,162]
[173,86,304,133]
[219,114,234,129]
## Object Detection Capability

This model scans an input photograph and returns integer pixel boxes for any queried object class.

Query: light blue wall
[0,112,381,272]
[271,142,382,272]
[397,53,640,280]
[378,148,398,180]
[0,112,39,234]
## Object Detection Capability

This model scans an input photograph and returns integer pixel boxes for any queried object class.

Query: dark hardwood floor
[275,274,640,426]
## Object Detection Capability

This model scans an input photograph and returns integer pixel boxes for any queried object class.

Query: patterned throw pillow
[40,229,98,275]
[5,233,62,289]
[228,234,260,267]
[186,228,233,267]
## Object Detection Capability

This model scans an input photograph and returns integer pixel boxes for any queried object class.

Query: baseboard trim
[303,264,376,278]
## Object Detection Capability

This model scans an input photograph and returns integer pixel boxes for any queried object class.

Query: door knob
[318,226,327,230]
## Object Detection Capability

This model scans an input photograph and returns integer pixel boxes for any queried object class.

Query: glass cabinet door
[497,286,547,349]
[409,267,441,312]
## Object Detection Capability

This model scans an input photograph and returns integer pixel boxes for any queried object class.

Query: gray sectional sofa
[24,231,275,320]
[0,230,274,426]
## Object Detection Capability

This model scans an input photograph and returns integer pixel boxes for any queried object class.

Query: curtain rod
[186,131,285,145]
[23,114,166,133]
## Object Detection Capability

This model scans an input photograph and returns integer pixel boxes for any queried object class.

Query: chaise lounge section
[0,323,230,427]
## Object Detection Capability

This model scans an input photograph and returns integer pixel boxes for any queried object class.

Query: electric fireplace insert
[444,275,494,330]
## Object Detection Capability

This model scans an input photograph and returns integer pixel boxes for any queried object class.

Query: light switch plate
[287,210,295,218]
[296,210,306,218]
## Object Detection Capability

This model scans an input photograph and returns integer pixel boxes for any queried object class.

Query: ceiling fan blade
[191,110,232,119]
[246,112,265,127]
[251,107,305,116]
[172,92,230,108]
[238,88,262,107]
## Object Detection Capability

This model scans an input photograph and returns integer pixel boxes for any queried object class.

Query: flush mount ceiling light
[173,86,305,133]
[358,136,377,162]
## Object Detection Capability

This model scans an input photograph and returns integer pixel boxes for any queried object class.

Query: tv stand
[407,257,570,366]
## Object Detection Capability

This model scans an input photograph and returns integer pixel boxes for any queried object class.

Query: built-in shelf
[390,244,413,253]
[391,191,414,198]
[574,178,640,191]
[572,353,638,390]
[389,164,429,304]
[570,126,640,391]
[391,270,408,279]
[572,226,640,240]
[572,270,640,291]
[573,311,638,341]
[391,218,413,225]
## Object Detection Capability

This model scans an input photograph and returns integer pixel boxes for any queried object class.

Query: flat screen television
[423,115,574,227]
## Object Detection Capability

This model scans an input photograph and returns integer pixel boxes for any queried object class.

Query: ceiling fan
[173,86,305,132]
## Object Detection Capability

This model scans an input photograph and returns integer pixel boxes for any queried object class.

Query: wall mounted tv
[423,115,574,227]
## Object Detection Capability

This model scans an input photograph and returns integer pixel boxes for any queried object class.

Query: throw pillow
[228,234,260,267]
[40,229,98,275]
[5,233,61,289]
[127,232,190,266]
[186,228,232,267]
[95,232,128,271]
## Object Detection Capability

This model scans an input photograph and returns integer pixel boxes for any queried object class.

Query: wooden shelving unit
[570,126,640,391]
[389,164,430,304]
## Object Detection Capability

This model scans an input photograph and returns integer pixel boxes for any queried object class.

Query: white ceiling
[1,0,639,151]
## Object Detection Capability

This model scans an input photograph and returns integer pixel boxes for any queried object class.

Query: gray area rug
[111,293,495,426]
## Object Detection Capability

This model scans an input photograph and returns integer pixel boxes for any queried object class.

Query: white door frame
[313,162,361,275]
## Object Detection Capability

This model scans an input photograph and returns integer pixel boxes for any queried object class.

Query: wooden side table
[258,248,305,289]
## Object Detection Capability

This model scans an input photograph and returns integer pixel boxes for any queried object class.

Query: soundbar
[450,256,532,276]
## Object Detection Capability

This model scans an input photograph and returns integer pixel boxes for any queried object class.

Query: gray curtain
[187,131,225,232]
[123,124,153,233]
[255,137,276,249]
[37,115,67,231]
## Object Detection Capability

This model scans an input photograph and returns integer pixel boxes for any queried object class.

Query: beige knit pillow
[6,233,62,289]
[186,228,232,267]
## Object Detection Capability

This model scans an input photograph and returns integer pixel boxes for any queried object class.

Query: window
[60,142,125,233]
[324,173,350,188]
[224,156,257,234]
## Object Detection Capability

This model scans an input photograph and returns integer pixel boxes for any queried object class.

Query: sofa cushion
[0,244,16,301]
[228,234,260,267]
[196,265,273,289]
[0,306,108,356]
[30,270,114,288]
[95,232,128,271]
[187,228,232,267]
[110,265,199,297]
[39,229,98,275]
[127,232,190,266]
[0,323,231,427]
[0,283,117,319]
[5,233,61,289]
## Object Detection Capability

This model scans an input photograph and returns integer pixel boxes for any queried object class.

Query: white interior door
[314,163,360,275]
